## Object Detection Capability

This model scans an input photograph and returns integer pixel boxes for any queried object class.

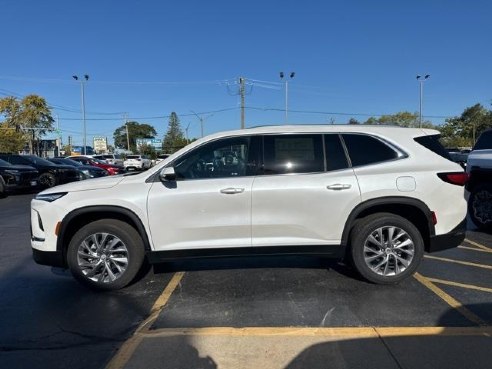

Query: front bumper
[427,218,466,253]
[32,248,65,268]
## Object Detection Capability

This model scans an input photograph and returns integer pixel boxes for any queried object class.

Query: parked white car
[123,155,151,170]
[31,125,467,290]
[92,154,124,167]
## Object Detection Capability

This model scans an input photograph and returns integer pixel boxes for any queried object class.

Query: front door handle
[327,184,352,191]
[220,187,245,194]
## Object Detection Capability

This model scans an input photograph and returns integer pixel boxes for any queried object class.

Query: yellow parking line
[105,272,185,369]
[139,326,492,338]
[458,245,492,254]
[413,273,488,326]
[426,277,492,294]
[424,255,492,270]
[465,238,492,251]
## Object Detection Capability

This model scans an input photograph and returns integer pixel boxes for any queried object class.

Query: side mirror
[159,167,176,182]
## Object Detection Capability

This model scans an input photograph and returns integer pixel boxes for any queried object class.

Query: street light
[280,72,295,123]
[190,110,214,138]
[416,74,430,128]
[72,74,89,155]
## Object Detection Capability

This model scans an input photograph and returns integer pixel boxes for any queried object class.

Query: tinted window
[343,134,400,166]
[7,155,31,166]
[474,130,492,150]
[414,135,451,160]
[0,158,12,166]
[324,134,349,171]
[173,136,257,179]
[263,134,324,174]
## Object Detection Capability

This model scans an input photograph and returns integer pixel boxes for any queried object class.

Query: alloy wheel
[77,232,129,283]
[363,226,415,277]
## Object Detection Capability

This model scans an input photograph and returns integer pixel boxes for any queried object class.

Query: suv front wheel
[349,213,424,284]
[468,184,492,231]
[67,219,145,290]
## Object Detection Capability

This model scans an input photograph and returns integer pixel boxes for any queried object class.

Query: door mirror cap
[159,167,176,182]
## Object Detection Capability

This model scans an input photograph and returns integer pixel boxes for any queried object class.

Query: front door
[147,136,260,251]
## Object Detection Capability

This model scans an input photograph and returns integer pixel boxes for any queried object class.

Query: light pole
[73,74,89,154]
[416,74,430,128]
[190,110,214,138]
[280,72,295,123]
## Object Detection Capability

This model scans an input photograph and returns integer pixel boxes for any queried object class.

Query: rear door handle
[326,184,352,191]
[220,187,245,194]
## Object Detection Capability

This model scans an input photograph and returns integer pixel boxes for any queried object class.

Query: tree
[0,123,25,153]
[113,121,157,153]
[348,118,360,125]
[163,112,187,153]
[440,104,492,147]
[363,111,434,128]
[0,95,54,154]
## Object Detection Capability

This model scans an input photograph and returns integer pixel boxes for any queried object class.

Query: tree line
[1,94,491,154]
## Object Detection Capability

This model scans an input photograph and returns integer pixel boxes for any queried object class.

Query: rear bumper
[427,218,466,253]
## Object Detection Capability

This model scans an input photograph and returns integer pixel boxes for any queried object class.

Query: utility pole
[239,77,245,129]
[124,113,130,151]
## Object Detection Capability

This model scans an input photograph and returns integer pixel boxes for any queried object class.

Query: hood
[41,174,125,194]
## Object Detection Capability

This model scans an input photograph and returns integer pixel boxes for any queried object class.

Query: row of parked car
[0,153,170,197]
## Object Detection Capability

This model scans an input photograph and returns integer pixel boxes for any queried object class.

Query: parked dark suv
[0,154,80,188]
[0,158,39,197]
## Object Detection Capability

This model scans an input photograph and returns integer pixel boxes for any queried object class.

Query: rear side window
[414,135,451,160]
[343,134,400,166]
[473,130,492,150]
[263,134,324,174]
[324,134,349,171]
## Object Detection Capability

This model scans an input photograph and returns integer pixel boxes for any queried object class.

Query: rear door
[251,133,361,246]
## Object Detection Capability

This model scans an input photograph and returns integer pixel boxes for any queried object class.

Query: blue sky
[1,0,491,147]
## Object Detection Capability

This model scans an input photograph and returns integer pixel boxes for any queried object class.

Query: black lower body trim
[146,245,344,264]
[427,218,466,253]
[32,248,65,268]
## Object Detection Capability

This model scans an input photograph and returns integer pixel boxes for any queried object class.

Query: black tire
[0,177,6,198]
[349,213,424,284]
[468,184,492,231]
[67,219,145,291]
[39,172,56,188]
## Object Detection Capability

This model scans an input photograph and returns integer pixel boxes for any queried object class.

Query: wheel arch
[57,205,152,267]
[341,197,435,253]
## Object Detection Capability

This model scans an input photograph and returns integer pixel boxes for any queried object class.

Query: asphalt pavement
[0,193,491,369]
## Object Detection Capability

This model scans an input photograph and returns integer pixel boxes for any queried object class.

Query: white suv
[31,125,467,290]
[123,155,151,170]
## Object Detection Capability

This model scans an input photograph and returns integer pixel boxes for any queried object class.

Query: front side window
[263,134,324,174]
[474,130,492,150]
[342,134,400,167]
[173,136,256,180]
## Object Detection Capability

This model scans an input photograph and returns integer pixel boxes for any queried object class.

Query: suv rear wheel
[468,184,492,231]
[67,219,145,290]
[349,213,424,284]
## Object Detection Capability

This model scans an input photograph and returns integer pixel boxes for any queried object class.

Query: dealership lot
[0,194,491,369]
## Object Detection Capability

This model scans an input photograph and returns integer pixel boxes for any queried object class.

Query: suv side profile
[31,126,467,290]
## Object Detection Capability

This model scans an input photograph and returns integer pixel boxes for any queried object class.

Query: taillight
[437,172,469,186]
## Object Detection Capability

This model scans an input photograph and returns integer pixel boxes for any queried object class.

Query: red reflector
[437,172,469,186]
[431,211,437,225]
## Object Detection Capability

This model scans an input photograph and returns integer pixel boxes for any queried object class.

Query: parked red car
[67,156,124,175]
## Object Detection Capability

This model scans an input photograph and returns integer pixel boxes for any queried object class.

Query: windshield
[0,159,12,166]
[24,155,56,166]
[126,155,140,159]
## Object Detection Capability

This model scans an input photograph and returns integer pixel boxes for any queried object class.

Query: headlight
[35,192,68,202]
[4,169,20,174]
